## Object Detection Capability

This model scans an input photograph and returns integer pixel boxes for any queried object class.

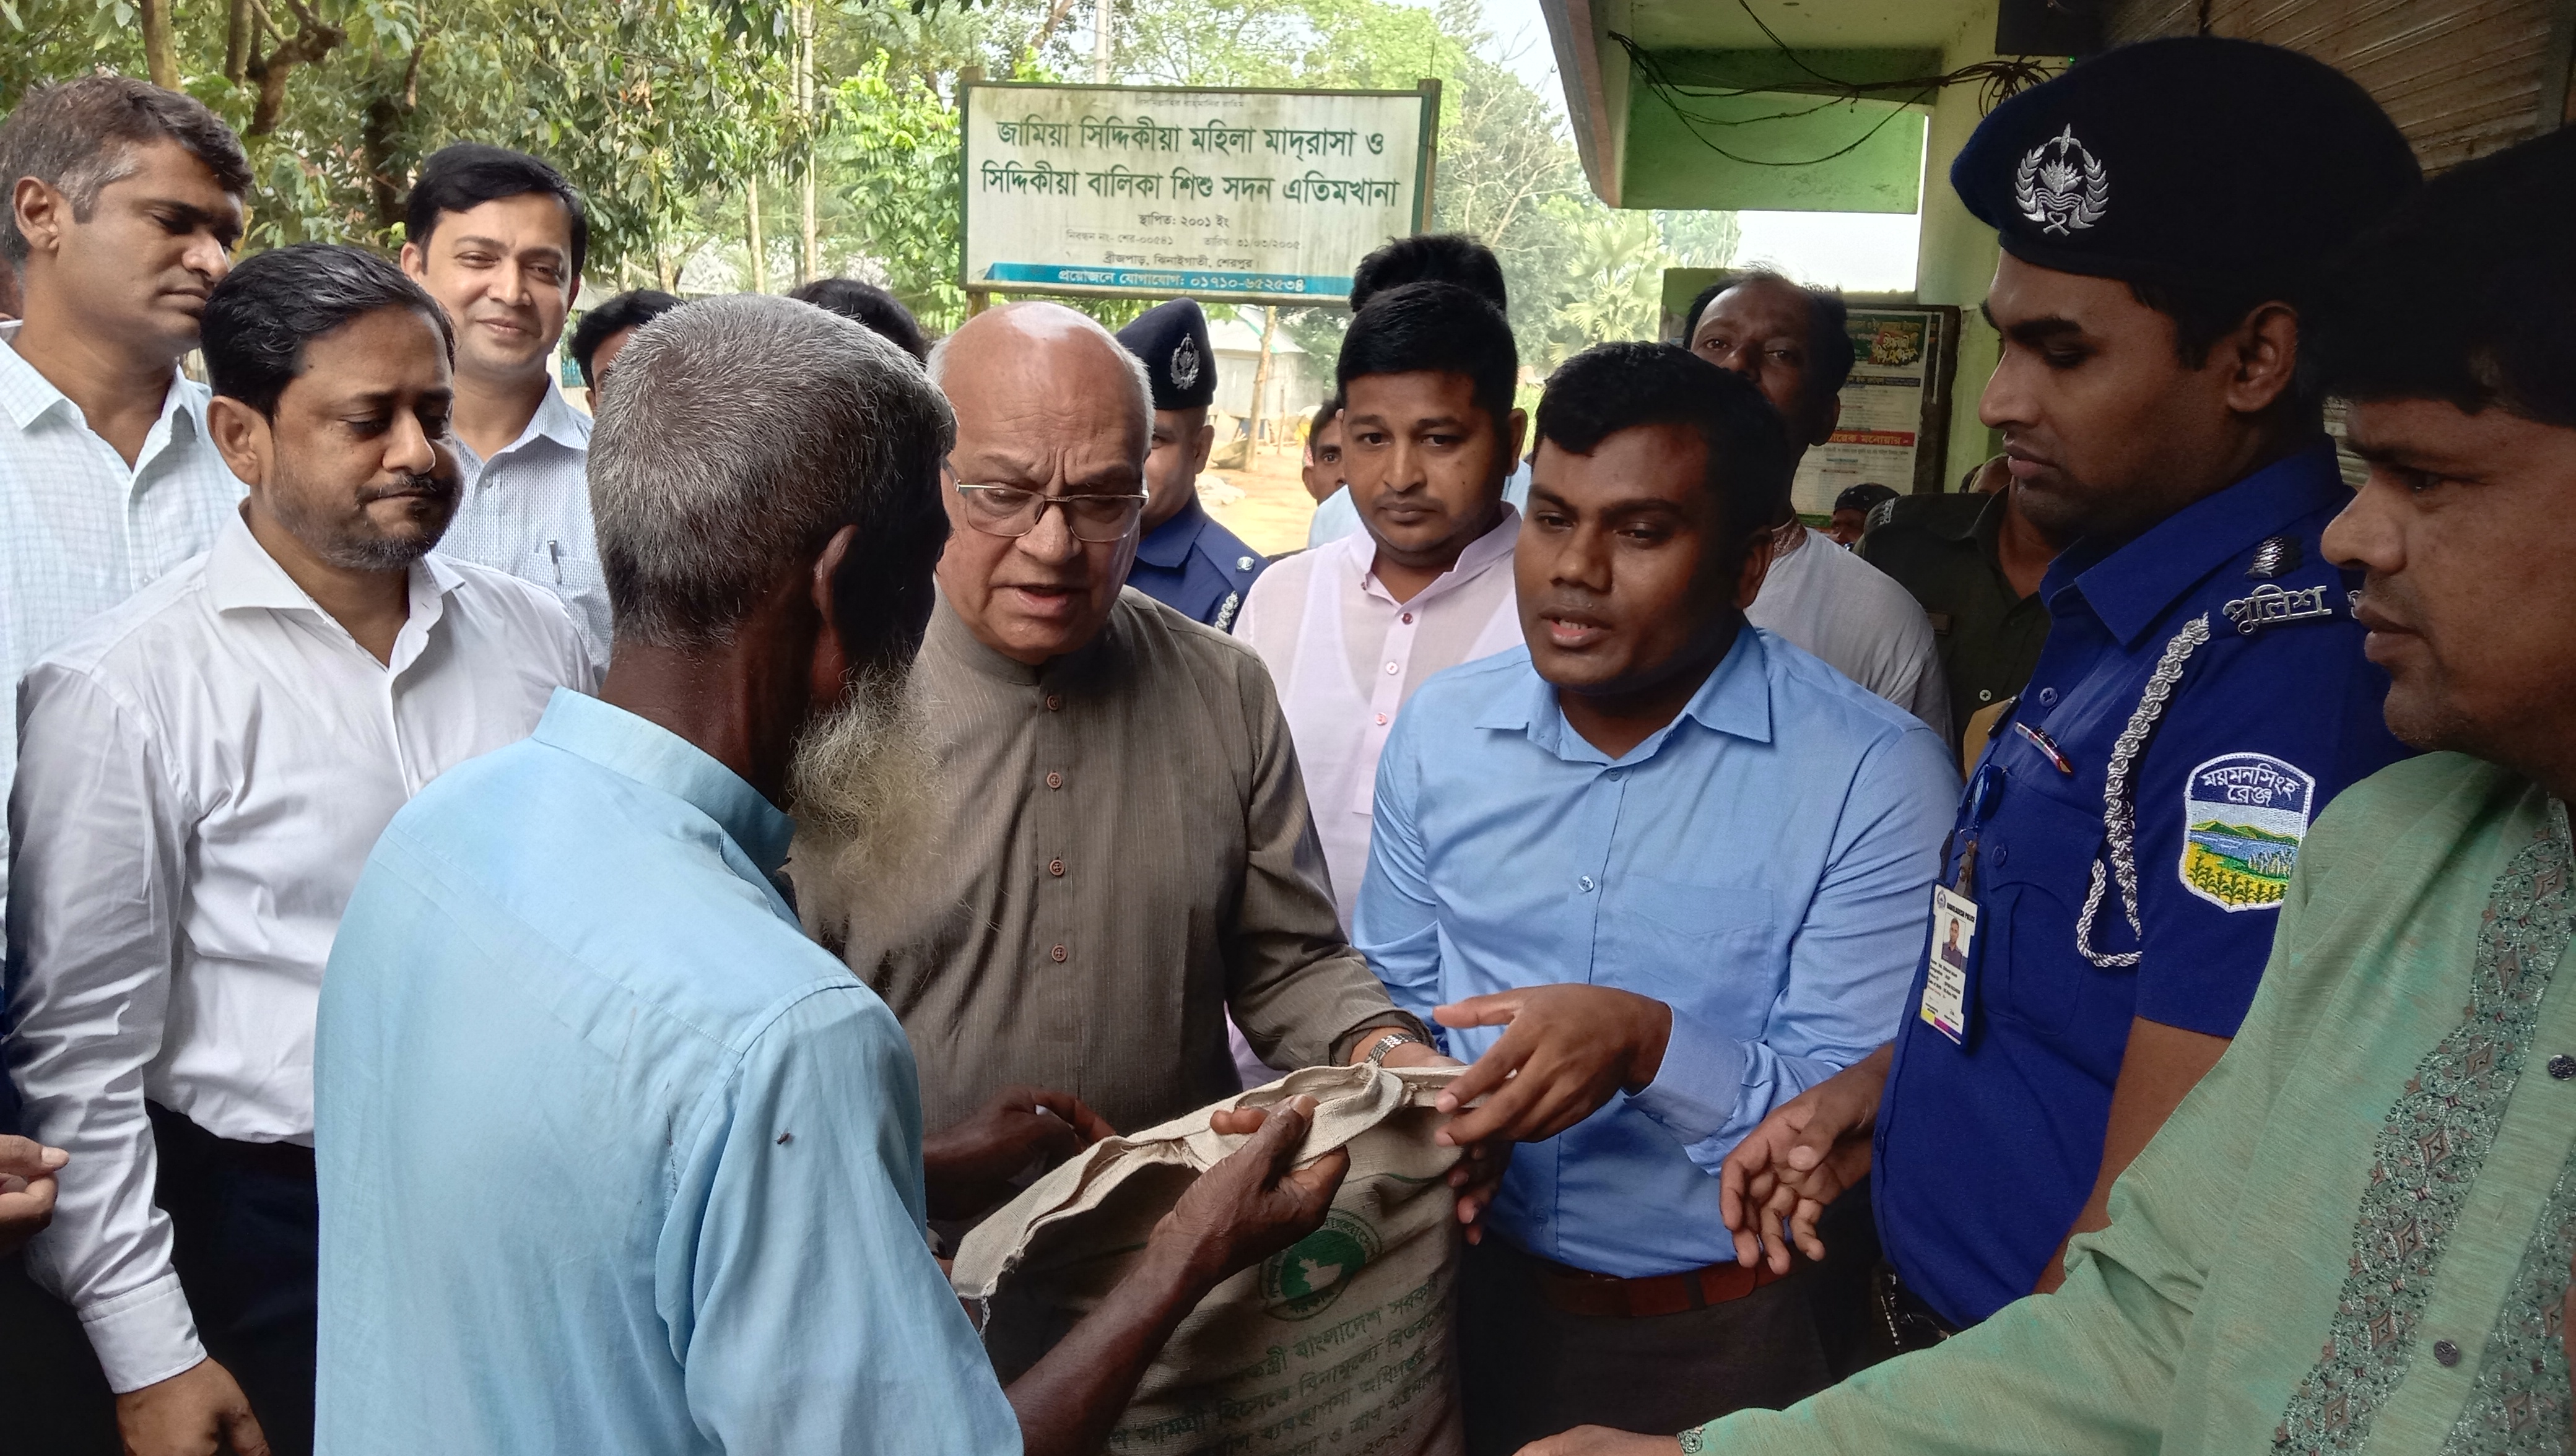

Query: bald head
[930,301,1152,454]
[928,301,1159,666]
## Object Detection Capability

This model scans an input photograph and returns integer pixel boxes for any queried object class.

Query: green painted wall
[1912,15,2009,490]
[1616,49,1940,214]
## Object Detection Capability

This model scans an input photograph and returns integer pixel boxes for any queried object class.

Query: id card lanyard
[1921,763,2007,1045]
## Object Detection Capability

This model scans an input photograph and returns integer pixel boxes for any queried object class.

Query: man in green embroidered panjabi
[1512,119,2576,1456]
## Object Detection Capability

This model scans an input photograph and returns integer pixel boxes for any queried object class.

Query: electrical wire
[1608,1,2063,170]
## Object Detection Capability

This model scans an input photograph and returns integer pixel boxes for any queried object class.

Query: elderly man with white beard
[310,295,1358,1455]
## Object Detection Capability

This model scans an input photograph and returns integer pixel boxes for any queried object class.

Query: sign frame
[957,78,1442,308]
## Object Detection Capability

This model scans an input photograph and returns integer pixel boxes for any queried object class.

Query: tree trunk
[746,184,767,293]
[141,0,180,89]
[796,0,821,285]
[1091,0,1113,82]
[1245,306,1278,457]
[224,0,255,83]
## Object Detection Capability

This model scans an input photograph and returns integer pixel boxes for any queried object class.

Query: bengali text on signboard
[961,82,1435,305]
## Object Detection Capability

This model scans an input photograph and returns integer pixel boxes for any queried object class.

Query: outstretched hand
[1717,1046,1889,1272]
[923,1085,1119,1222]
[1428,986,1672,1148]
[1162,1096,1351,1285]
[1513,1428,1685,1455]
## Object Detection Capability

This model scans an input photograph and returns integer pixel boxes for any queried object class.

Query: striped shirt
[433,384,609,674]
[0,324,244,911]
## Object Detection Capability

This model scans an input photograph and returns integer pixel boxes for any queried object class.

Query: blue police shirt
[1126,496,1263,630]
[1873,440,2415,1327]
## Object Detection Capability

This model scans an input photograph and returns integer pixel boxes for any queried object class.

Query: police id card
[1921,886,1979,1044]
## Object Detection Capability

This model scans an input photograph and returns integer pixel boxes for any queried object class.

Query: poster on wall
[1788,306,1956,514]
[959,80,1438,306]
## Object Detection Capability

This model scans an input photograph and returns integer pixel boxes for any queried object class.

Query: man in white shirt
[6,243,588,1456]
[1686,272,1949,740]
[1239,280,1528,931]
[399,142,609,672]
[0,78,251,916]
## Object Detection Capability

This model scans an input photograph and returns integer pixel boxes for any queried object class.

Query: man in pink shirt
[1235,280,1526,932]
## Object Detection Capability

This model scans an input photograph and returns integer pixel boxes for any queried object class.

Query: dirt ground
[1200,446,1323,559]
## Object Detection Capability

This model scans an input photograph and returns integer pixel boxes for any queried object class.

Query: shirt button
[1978,688,1993,703]
[1045,771,1064,789]
[1374,713,1388,726]
[2433,1339,2461,1367]
[1400,612,1414,625]
[1384,661,1399,674]
[1606,770,1623,782]
[1050,944,1068,963]
[2549,1054,2576,1081]
[1048,858,1065,877]
[1045,693,1063,711]
[1578,875,1595,892]
[2037,687,2058,706]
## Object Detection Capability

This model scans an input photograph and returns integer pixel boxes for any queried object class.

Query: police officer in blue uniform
[1715,38,2425,1338]
[1114,298,1264,628]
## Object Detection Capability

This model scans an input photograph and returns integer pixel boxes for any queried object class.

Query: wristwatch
[1361,1030,1426,1067]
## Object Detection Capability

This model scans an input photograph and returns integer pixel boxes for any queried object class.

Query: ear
[1188,419,1216,475]
[1731,525,1775,611]
[398,240,427,280]
[2223,301,2301,415]
[13,178,67,261]
[585,386,601,414]
[1813,392,1843,448]
[204,394,272,492]
[1505,408,1530,469]
[807,522,861,704]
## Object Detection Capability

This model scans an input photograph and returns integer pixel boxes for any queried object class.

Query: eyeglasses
[952,480,1148,543]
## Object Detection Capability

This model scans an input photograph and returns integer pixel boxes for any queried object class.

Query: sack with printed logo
[951,1062,1466,1456]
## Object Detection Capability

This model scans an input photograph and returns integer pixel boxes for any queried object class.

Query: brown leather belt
[1531,1250,1811,1320]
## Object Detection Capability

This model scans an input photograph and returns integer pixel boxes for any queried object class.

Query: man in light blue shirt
[315,296,1349,1455]
[1355,344,1955,1452]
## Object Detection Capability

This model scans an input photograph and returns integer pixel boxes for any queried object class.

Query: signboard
[1789,305,1959,513]
[960,80,1438,306]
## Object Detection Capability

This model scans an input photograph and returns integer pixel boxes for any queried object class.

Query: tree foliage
[6,0,1736,358]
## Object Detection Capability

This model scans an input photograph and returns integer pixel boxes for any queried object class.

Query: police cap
[1116,298,1217,412]
[1951,37,2419,290]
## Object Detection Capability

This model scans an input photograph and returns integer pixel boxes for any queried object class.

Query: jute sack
[951,1062,1467,1456]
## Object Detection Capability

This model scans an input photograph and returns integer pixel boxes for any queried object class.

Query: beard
[785,659,947,957]
[270,464,458,571]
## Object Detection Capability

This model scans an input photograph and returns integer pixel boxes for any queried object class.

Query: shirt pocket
[1980,789,2101,1037]
[1601,876,1778,1031]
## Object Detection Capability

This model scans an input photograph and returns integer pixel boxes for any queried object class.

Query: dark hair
[0,77,249,266]
[1337,281,1518,433]
[1681,270,1856,398]
[569,289,682,387]
[404,143,588,281]
[2306,126,2576,430]
[202,243,455,417]
[1536,342,1796,564]
[789,277,930,361]
[1351,233,1507,315]
[1835,482,1900,514]
[1312,396,1342,434]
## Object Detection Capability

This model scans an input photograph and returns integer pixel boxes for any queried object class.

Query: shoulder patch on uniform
[2178,752,2315,911]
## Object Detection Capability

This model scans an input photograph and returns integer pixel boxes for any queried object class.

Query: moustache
[357,472,455,506]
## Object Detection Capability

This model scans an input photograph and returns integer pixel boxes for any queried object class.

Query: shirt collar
[465,383,592,467]
[204,507,466,612]
[925,580,1120,688]
[529,688,796,877]
[2052,438,2349,649]
[1133,495,1209,569]
[1475,622,1774,764]
[0,320,202,441]
[1355,504,1520,605]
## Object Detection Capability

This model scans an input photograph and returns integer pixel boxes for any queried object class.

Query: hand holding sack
[952,1062,1469,1456]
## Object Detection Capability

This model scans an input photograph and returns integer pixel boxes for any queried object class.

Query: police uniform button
[1237,555,1255,571]
[2038,687,2058,706]
[2433,1340,2461,1367]
[2247,535,2302,579]
[1978,689,1993,703]
[2549,1053,2576,1081]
